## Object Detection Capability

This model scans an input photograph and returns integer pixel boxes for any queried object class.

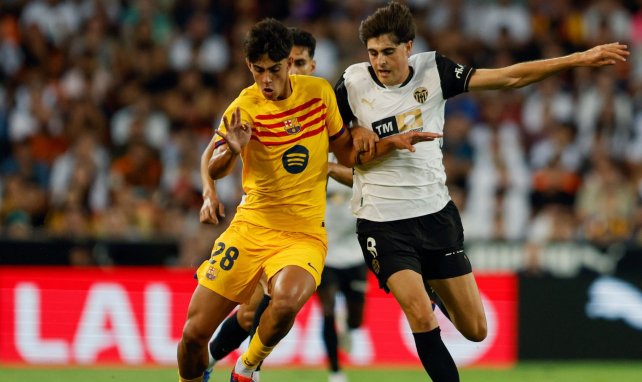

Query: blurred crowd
[1,0,642,267]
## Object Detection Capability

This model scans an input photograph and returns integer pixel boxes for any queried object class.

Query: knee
[402,302,436,331]
[269,298,299,324]
[461,318,487,342]
[236,307,256,331]
[181,320,211,349]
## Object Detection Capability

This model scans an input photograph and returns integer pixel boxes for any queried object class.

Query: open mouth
[262,87,274,98]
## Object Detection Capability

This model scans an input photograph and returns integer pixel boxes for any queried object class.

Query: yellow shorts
[196,220,327,304]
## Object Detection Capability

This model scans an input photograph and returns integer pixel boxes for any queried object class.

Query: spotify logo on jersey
[282,145,309,174]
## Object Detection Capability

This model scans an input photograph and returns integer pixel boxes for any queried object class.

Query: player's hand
[216,107,251,155]
[578,43,629,67]
[351,125,379,157]
[199,192,226,225]
[388,131,442,152]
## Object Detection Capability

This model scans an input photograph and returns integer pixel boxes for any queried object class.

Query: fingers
[232,107,241,127]
[214,129,227,140]
[222,114,230,131]
[222,107,243,132]
[412,132,443,142]
[363,139,375,157]
[199,206,218,225]
[593,43,629,66]
[200,201,224,225]
[354,136,378,157]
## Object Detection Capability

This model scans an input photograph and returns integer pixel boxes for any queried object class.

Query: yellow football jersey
[214,75,346,234]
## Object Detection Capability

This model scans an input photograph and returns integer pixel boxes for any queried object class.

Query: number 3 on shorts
[211,242,240,271]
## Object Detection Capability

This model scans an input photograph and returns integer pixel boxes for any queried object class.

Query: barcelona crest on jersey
[284,117,301,134]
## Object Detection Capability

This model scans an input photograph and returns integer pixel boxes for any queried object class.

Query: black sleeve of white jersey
[435,53,476,99]
[334,73,356,126]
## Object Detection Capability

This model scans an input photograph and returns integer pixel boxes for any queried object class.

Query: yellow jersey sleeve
[322,79,346,141]
[214,93,254,150]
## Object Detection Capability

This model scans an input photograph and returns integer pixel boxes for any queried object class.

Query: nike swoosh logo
[307,262,318,274]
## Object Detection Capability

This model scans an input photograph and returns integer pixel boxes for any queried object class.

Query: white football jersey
[335,52,475,221]
[325,155,364,268]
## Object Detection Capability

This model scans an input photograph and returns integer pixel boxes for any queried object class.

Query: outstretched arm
[468,42,629,91]
[356,130,442,164]
[331,127,442,168]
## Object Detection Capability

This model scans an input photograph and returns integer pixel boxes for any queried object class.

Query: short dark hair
[358,1,415,45]
[244,18,293,63]
[289,27,316,58]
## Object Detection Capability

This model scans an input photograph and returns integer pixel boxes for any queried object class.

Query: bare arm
[331,127,442,167]
[328,162,353,187]
[199,137,226,224]
[469,42,629,91]
[208,144,239,180]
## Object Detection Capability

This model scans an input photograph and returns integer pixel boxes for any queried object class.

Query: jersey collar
[367,66,415,89]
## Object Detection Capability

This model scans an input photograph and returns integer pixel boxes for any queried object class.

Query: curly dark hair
[358,1,415,45]
[244,18,293,63]
[289,27,316,58]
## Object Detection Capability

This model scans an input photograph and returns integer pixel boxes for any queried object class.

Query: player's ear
[287,56,293,71]
[311,59,316,73]
[245,58,252,71]
[405,40,413,57]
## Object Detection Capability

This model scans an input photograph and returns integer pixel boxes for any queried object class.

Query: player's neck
[276,79,293,100]
[385,66,414,89]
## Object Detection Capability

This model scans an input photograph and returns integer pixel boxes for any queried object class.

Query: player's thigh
[387,269,438,332]
[269,265,317,316]
[183,284,238,343]
[429,273,487,342]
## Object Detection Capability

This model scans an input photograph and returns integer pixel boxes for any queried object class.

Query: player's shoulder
[343,61,371,80]
[232,84,263,107]
[294,74,332,89]
[293,75,335,100]
[237,83,262,101]
[220,85,260,117]
[409,51,437,69]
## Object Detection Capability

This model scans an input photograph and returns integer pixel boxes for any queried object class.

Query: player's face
[247,54,293,100]
[366,34,413,87]
[289,46,316,75]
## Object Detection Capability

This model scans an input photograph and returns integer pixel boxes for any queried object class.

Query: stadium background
[1,0,642,381]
